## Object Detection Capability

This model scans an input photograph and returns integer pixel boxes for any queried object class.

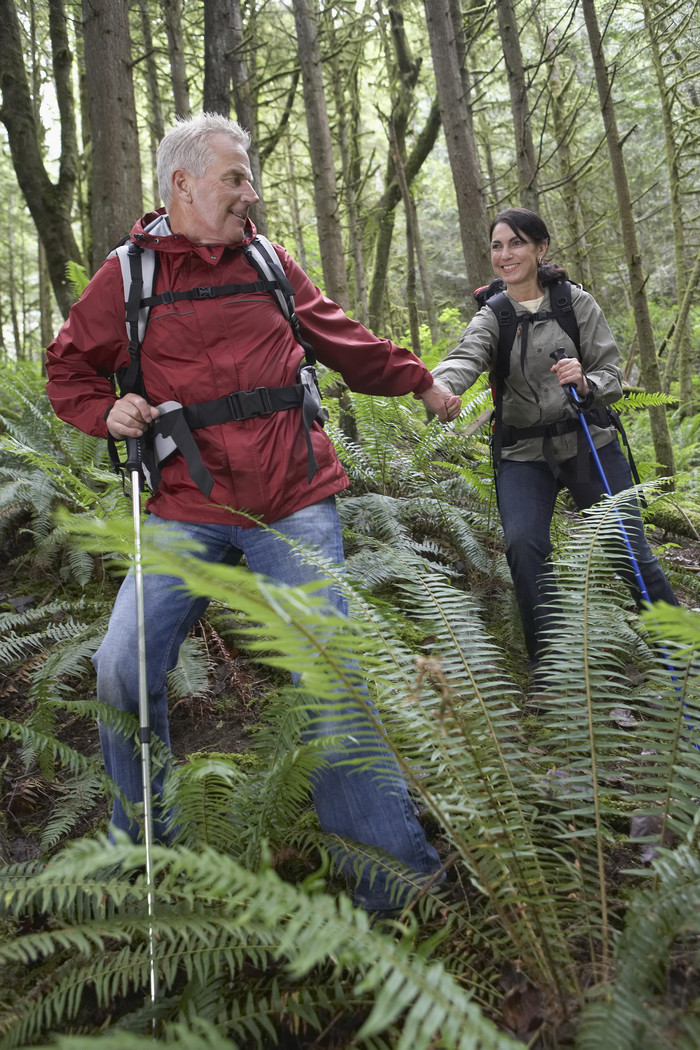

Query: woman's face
[490,222,545,297]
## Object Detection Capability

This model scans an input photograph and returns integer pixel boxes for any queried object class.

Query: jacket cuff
[578,377,598,411]
[412,372,434,399]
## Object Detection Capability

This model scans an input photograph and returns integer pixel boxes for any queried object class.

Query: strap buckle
[193,286,214,299]
[227,386,273,420]
[160,290,175,305]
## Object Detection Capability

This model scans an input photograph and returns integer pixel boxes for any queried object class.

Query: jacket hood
[130,209,258,256]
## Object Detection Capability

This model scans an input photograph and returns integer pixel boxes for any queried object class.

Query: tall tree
[495,0,539,211]
[82,0,142,268]
[203,0,268,234]
[162,0,190,118]
[229,0,268,235]
[136,0,165,208]
[423,0,490,295]
[0,0,82,318]
[582,0,674,478]
[643,0,694,411]
[291,0,349,309]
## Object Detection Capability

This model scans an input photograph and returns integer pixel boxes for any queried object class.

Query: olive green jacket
[432,284,623,464]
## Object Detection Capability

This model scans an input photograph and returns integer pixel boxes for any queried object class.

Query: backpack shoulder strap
[485,290,519,383]
[109,241,158,396]
[111,242,157,350]
[244,236,317,365]
[548,280,580,355]
[243,235,295,320]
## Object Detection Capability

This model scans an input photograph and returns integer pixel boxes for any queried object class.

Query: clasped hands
[420,380,462,423]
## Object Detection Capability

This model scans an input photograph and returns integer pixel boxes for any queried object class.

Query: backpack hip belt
[144,369,323,498]
[500,404,611,447]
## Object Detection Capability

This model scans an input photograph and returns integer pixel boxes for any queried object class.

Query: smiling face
[169,133,259,246]
[490,221,547,301]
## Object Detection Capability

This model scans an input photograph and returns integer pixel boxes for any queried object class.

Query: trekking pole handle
[125,435,143,473]
[550,348,581,404]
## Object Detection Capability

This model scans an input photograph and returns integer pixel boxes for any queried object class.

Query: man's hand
[420,381,462,423]
[106,393,160,438]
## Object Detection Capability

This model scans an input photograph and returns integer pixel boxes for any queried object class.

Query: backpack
[108,221,327,497]
[475,278,638,484]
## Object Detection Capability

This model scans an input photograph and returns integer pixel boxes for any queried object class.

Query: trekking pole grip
[550,347,581,405]
[125,435,143,473]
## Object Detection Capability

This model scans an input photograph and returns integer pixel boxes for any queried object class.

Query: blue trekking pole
[124,436,158,1015]
[550,348,651,602]
[550,349,694,738]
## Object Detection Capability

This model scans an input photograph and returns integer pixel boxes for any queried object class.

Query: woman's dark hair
[490,207,569,286]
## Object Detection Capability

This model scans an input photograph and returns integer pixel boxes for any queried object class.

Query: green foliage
[65,261,90,299]
[2,355,700,1045]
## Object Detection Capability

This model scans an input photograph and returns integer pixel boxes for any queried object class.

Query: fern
[0,839,523,1050]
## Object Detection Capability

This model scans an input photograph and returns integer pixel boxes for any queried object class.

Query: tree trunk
[368,102,442,332]
[643,0,692,409]
[162,0,190,118]
[38,241,53,356]
[8,192,22,357]
[582,0,674,479]
[229,0,268,235]
[495,0,539,211]
[203,0,233,115]
[285,134,308,271]
[0,0,82,318]
[136,0,164,209]
[291,0,349,310]
[82,0,142,268]
[538,23,593,291]
[388,118,420,355]
[327,27,368,323]
[423,0,490,296]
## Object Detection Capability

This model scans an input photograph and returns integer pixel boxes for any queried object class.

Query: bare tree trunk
[495,0,539,211]
[368,1,443,331]
[291,0,349,309]
[285,134,307,271]
[203,0,233,115]
[82,0,142,268]
[38,241,53,355]
[546,32,593,291]
[582,0,674,479]
[8,192,22,357]
[136,0,164,209]
[162,0,190,118]
[230,0,267,235]
[326,26,368,324]
[0,0,82,317]
[423,0,490,296]
[368,102,441,331]
[643,0,692,408]
[388,118,420,355]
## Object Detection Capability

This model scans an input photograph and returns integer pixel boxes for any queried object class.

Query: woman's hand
[551,357,589,397]
[106,393,160,438]
[420,381,463,422]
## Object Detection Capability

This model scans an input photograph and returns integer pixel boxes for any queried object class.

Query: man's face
[176,134,259,245]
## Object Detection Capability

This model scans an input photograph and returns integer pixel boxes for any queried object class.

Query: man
[46,113,461,913]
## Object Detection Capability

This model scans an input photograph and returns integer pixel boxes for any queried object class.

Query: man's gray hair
[157,113,251,208]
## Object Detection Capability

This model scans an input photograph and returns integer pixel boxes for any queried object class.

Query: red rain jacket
[46,211,433,526]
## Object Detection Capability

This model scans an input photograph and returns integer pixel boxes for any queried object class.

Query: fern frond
[0,839,522,1050]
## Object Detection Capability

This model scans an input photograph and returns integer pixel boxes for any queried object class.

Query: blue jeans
[496,441,678,662]
[92,497,441,910]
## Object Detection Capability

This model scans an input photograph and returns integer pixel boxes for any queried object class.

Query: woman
[433,207,677,665]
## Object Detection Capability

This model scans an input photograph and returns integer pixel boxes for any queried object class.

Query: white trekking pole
[125,436,158,1012]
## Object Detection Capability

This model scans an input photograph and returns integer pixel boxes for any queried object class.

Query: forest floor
[1,521,700,1047]
[2,522,699,866]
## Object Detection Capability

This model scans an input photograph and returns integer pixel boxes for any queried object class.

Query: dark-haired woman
[433,208,677,666]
